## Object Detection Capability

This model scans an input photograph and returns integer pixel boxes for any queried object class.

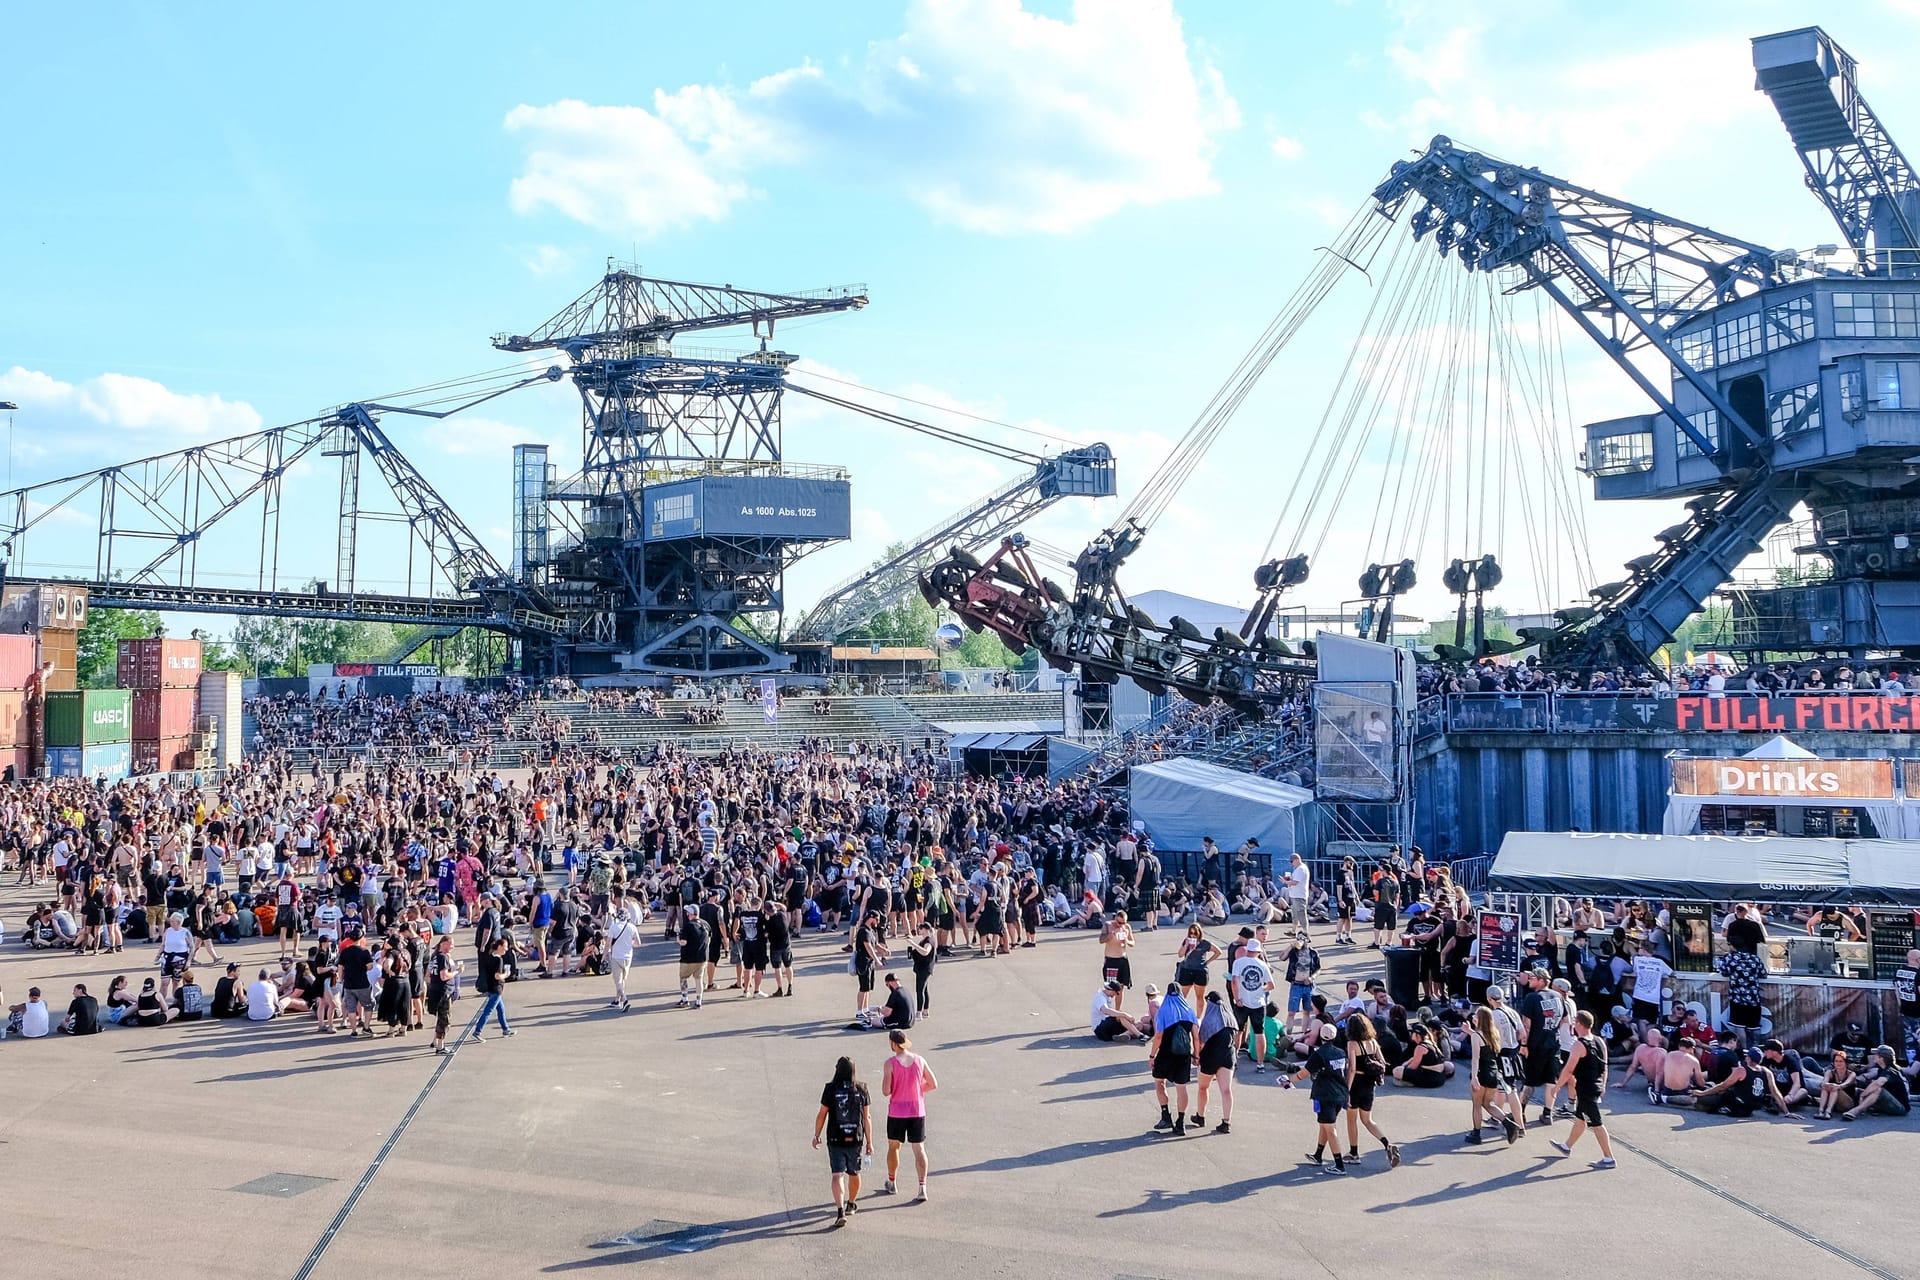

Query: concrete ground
[1,880,1913,1280]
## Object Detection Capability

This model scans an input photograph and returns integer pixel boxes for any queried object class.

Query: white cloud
[429,415,572,460]
[504,0,1238,238]
[1269,133,1304,161]
[0,366,261,441]
[523,245,574,278]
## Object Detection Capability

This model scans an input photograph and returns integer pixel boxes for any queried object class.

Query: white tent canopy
[1743,735,1817,759]
[1128,758,1316,856]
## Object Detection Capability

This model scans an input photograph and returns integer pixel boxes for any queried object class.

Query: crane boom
[791,445,1114,644]
[492,266,867,355]
[1754,27,1920,277]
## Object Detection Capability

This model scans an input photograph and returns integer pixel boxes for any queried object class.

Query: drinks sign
[1671,756,1894,799]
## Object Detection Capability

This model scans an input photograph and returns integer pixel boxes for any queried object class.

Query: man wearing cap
[1229,936,1274,1069]
[1091,979,1147,1042]
[1754,1038,1811,1113]
[675,906,710,1009]
[1515,966,1568,1126]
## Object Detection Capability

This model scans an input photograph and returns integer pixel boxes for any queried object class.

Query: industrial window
[1833,291,1920,338]
[1589,432,1654,476]
[1840,368,1866,417]
[653,493,695,523]
[1767,383,1821,438]
[1678,408,1721,458]
[1677,324,1716,371]
[1715,311,1763,364]
[1871,360,1920,409]
[1765,296,1814,350]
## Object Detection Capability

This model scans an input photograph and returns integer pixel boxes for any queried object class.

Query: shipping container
[0,747,29,781]
[0,633,36,688]
[131,737,192,775]
[117,637,204,688]
[131,686,197,741]
[198,670,244,767]
[36,630,77,692]
[44,741,131,780]
[0,690,26,747]
[43,688,133,747]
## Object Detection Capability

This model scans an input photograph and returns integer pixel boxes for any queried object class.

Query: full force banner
[1561,693,1920,733]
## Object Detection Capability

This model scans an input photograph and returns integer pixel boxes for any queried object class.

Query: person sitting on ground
[173,969,206,1023]
[58,983,100,1036]
[210,963,246,1019]
[1091,979,1148,1042]
[1197,884,1230,926]
[103,975,135,1024]
[858,972,914,1031]
[1615,1028,1669,1092]
[1815,1049,1859,1120]
[1693,1032,1759,1117]
[1650,1035,1708,1106]
[1840,1046,1912,1121]
[1060,888,1103,929]
[129,978,170,1027]
[1390,1022,1454,1087]
[1754,1038,1811,1114]
[245,968,282,1021]
[6,986,51,1038]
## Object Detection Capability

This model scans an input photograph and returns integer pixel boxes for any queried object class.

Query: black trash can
[1383,945,1422,1010]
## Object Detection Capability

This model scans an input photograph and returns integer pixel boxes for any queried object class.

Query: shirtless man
[1614,1028,1668,1092]
[1100,912,1135,1009]
[1649,1035,1708,1105]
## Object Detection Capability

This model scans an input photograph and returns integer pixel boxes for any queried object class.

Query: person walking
[1283,852,1311,936]
[1228,936,1274,1072]
[1341,1012,1401,1168]
[607,902,639,1011]
[1149,984,1199,1135]
[1287,1021,1351,1174]
[1191,991,1236,1134]
[813,1055,874,1227]
[906,923,936,1019]
[1468,1001,1522,1145]
[1281,930,1322,1046]
[1549,1009,1617,1169]
[1174,923,1220,1012]
[880,1029,936,1201]
[468,936,515,1042]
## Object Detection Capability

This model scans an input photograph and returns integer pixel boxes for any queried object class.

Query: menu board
[1477,909,1522,974]
[1802,808,1833,837]
[1672,901,1715,974]
[1869,911,1917,981]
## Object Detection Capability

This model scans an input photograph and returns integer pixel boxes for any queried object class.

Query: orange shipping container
[0,633,35,688]
[0,747,28,781]
[117,637,204,689]
[0,690,25,747]
[131,737,192,775]
[131,687,197,740]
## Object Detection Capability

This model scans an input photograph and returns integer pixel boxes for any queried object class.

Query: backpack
[828,1083,865,1142]
[1164,1019,1194,1059]
[1355,1044,1385,1084]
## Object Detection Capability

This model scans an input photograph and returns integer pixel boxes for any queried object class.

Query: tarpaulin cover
[1491,830,1920,907]
[1128,757,1315,856]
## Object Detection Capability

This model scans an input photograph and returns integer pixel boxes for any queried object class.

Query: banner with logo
[1555,693,1920,733]
[1670,756,1895,799]
[760,677,778,725]
[1476,909,1522,974]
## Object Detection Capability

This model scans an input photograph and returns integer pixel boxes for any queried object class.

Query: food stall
[1489,830,1919,1051]
[1662,735,1903,839]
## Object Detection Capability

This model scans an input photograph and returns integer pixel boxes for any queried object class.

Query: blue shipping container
[642,475,852,542]
[45,742,133,781]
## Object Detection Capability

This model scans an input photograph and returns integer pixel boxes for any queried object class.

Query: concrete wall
[1413,729,1920,860]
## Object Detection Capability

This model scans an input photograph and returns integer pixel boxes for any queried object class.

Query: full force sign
[1670,756,1896,799]
[1673,694,1920,733]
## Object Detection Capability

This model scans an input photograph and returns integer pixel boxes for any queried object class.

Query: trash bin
[1383,946,1421,1010]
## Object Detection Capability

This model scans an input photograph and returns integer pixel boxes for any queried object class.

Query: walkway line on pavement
[293,1008,482,1280]
[1612,1135,1898,1280]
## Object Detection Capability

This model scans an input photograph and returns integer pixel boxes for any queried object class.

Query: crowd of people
[246,684,530,755]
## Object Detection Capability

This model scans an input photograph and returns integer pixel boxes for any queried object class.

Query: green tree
[1412,605,1517,652]
[841,543,937,647]
[190,627,253,675]
[77,607,164,687]
[950,626,1036,671]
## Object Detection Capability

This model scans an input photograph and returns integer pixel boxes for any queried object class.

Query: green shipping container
[43,688,134,747]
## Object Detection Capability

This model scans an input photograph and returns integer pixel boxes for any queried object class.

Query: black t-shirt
[853,924,879,971]
[478,950,504,994]
[338,943,373,989]
[764,909,790,950]
[819,1080,869,1147]
[1518,988,1564,1056]
[736,907,763,946]
[882,986,914,1027]
[677,920,710,965]
[1726,915,1765,955]
[1758,1050,1804,1095]
[1305,1043,1350,1104]
[67,995,100,1035]
[550,897,577,939]
[211,975,242,1017]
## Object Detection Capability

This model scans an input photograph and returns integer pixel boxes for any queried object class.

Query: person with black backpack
[813,1055,874,1227]
[1149,986,1200,1135]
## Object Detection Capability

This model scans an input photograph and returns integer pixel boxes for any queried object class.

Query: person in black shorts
[1549,1009,1616,1168]
[1149,988,1199,1134]
[1288,1021,1351,1173]
[1192,991,1237,1134]
[1341,1012,1401,1167]
[765,901,795,998]
[813,1055,874,1226]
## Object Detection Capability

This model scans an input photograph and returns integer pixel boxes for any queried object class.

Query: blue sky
[5,0,1917,632]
